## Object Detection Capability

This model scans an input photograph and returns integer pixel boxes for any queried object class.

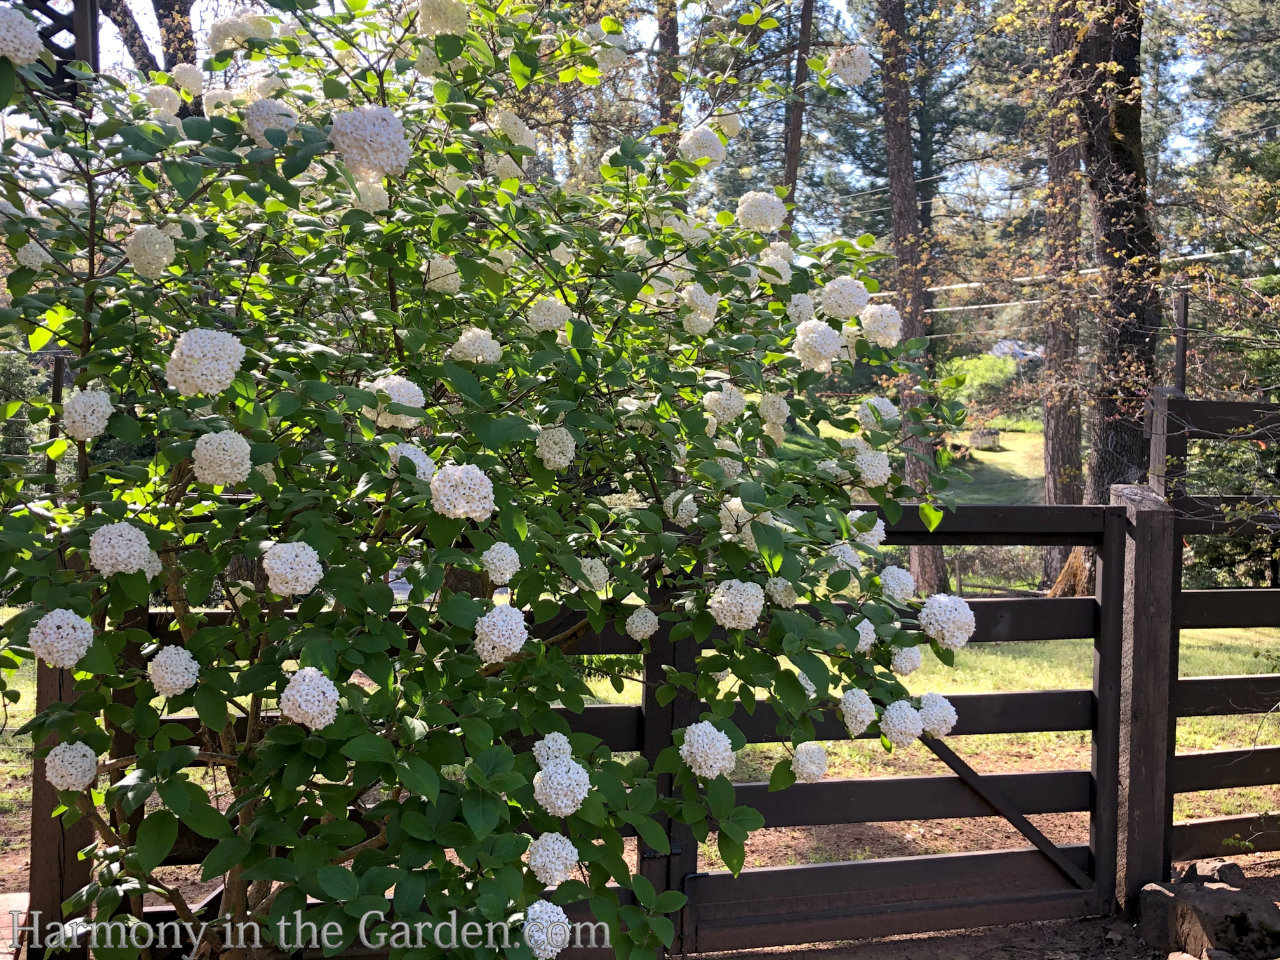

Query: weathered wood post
[1111,484,1177,914]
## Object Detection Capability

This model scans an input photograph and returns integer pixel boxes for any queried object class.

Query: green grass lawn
[950,429,1045,505]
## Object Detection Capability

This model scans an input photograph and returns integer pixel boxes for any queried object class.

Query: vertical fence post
[1091,506,1126,915]
[1111,484,1177,914]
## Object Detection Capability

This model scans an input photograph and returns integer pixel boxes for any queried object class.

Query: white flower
[418,0,470,37]
[549,243,573,266]
[15,242,51,270]
[389,443,435,480]
[169,63,202,95]
[192,430,252,486]
[584,23,627,72]
[919,594,976,650]
[62,390,113,442]
[848,510,886,548]
[719,497,772,552]
[759,257,792,286]
[45,742,98,792]
[792,319,843,373]
[798,671,817,698]
[146,84,181,116]
[481,542,521,584]
[787,292,815,324]
[280,666,339,730]
[474,604,527,664]
[535,426,575,470]
[487,153,524,181]
[161,215,206,240]
[528,297,571,334]
[858,396,900,429]
[713,111,742,138]
[527,833,579,887]
[533,758,590,817]
[880,699,923,749]
[166,329,245,397]
[840,688,875,737]
[89,522,152,577]
[759,393,789,425]
[763,421,785,445]
[879,565,916,603]
[532,732,571,768]
[704,383,745,421]
[707,579,764,630]
[362,374,425,428]
[263,541,323,596]
[495,108,536,149]
[663,489,697,527]
[430,464,496,521]
[207,13,273,53]
[714,439,744,479]
[765,577,797,608]
[626,606,659,641]
[860,303,903,348]
[525,900,572,960]
[851,617,878,653]
[353,180,389,213]
[0,8,44,65]
[28,609,93,668]
[678,125,726,170]
[828,542,862,573]
[817,458,850,482]
[449,327,502,364]
[828,44,872,86]
[579,558,609,592]
[414,44,443,76]
[149,646,200,697]
[680,720,735,778]
[330,105,412,179]
[891,644,923,676]
[793,742,828,783]
[767,240,794,262]
[124,225,177,279]
[736,190,787,233]
[919,693,957,738]
[682,282,718,319]
[820,276,871,318]
[854,448,892,488]
[423,254,462,293]
[683,313,714,337]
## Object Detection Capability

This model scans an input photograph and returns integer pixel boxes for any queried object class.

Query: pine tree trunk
[655,0,682,159]
[781,0,816,229]
[879,0,948,595]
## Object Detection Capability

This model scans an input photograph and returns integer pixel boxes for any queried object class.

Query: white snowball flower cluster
[860,303,903,347]
[353,180,389,213]
[527,832,579,887]
[263,541,323,596]
[852,617,877,653]
[363,374,424,428]
[767,240,794,262]
[625,606,659,641]
[170,63,202,95]
[418,0,470,37]
[45,742,98,792]
[535,426,575,470]
[919,693,958,738]
[528,297,571,333]
[16,242,51,270]
[330,105,412,179]
[848,509,887,548]
[683,312,714,337]
[759,257,792,286]
[207,12,273,53]
[828,44,872,86]
[678,126,726,170]
[192,430,252,486]
[719,497,771,552]
[818,457,850,481]
[423,254,461,293]
[879,565,916,603]
[679,720,736,778]
[707,579,764,630]
[533,731,571,767]
[481,542,520,585]
[919,594,977,649]
[682,282,718,322]
[793,742,828,783]
[495,108,536,149]
[256,73,287,97]
[880,699,923,749]
[280,667,339,730]
[414,44,443,76]
[821,276,871,318]
[854,446,892,488]
[524,900,571,960]
[704,383,745,421]
[792,319,843,373]
[28,609,93,668]
[474,604,527,664]
[124,225,177,279]
[148,645,200,697]
[736,190,787,233]
[760,393,789,427]
[0,8,43,64]
[828,542,862,573]
[430,464,495,521]
[841,687,876,736]
[533,757,591,817]
[787,292,815,324]
[166,329,245,397]
[585,23,626,71]
[765,576,797,609]
[146,84,181,116]
[579,557,609,592]
[859,396,900,429]
[713,111,742,138]
[798,672,816,698]
[244,98,297,148]
[389,443,435,480]
[62,389,113,442]
[714,439,743,478]
[89,522,151,577]
[890,644,923,676]
[663,489,697,527]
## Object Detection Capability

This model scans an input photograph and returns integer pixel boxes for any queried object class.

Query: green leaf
[183,115,213,142]
[135,810,178,872]
[919,501,944,532]
[396,756,439,802]
[0,59,14,109]
[163,159,204,200]
[315,864,359,901]
[322,77,349,100]
[194,684,227,729]
[717,831,746,876]
[106,413,143,446]
[341,734,396,764]
[117,570,152,606]
[201,836,251,881]
[509,52,538,90]
[769,759,796,792]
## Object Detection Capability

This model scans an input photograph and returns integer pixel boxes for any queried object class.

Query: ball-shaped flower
[736,190,787,233]
[192,430,252,486]
[719,497,772,552]
[787,292,815,324]
[244,98,297,148]
[525,899,572,960]
[388,443,435,480]
[792,319,843,373]
[166,329,245,397]
[528,297,571,334]
[148,645,200,697]
[848,510,887,548]
[449,326,502,364]
[481,542,520,585]
[28,609,93,668]
[860,303,904,347]
[682,282,717,319]
[707,579,764,631]
[828,44,872,86]
[330,105,412,179]
[579,557,609,592]
[145,84,182,116]
[418,0,470,37]
[263,541,324,596]
[124,224,177,280]
[827,542,861,574]
[683,312,714,337]
[704,383,745,422]
[170,63,202,95]
[280,666,339,730]
[423,254,462,293]
[765,576,798,609]
[821,276,871,319]
[15,242,51,270]
[527,832,579,887]
[533,758,590,817]
[532,732,572,768]
[474,604,527,664]
[854,448,892,488]
[919,693,958,738]
[680,721,736,778]
[625,606,659,641]
[362,374,425,428]
[62,389,113,442]
[89,522,152,577]
[890,644,923,676]
[840,687,876,737]
[759,393,789,425]
[919,594,977,650]
[677,125,726,170]
[0,8,44,65]
[880,699,923,749]
[858,396,900,429]
[430,464,496,521]
[793,742,828,783]
[713,111,742,138]
[45,742,98,792]
[759,257,792,286]
[879,565,916,603]
[663,489,697,527]
[535,426,575,470]
[353,180,389,213]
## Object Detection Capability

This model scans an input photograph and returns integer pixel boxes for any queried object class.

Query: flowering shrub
[0,1,968,955]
